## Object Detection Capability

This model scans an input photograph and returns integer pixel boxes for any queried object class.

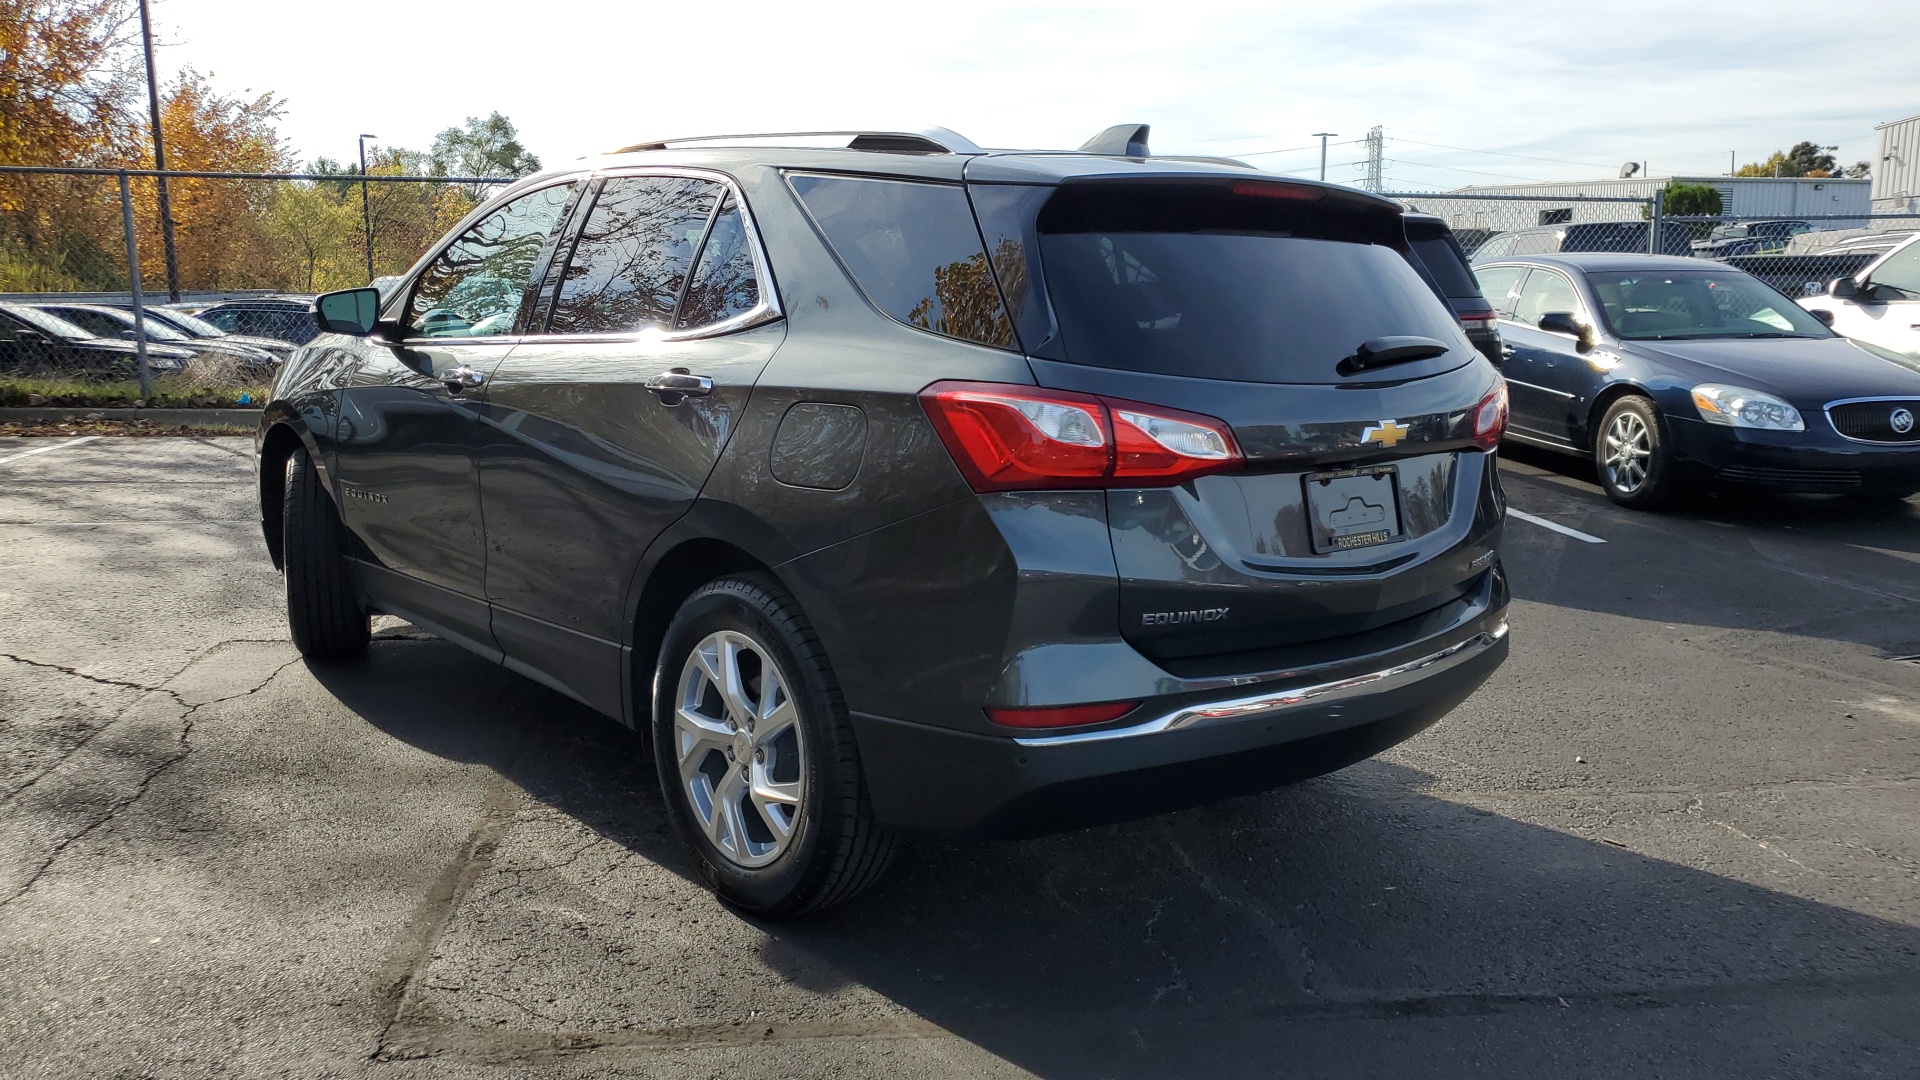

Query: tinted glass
[1039,229,1464,383]
[1409,236,1480,297]
[4,304,91,338]
[675,195,760,330]
[44,309,119,337]
[550,176,718,335]
[406,182,575,338]
[1587,269,1831,339]
[1473,266,1524,314]
[149,309,222,337]
[1511,270,1583,327]
[1871,240,1920,298]
[788,174,1015,349]
[198,309,239,332]
[966,183,1054,354]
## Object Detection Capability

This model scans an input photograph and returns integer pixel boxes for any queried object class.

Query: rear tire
[1594,396,1685,510]
[653,573,896,917]
[282,446,369,659]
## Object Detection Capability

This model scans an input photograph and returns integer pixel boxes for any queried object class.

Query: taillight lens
[920,381,1243,491]
[1472,382,1508,449]
[1458,310,1498,333]
[986,700,1140,729]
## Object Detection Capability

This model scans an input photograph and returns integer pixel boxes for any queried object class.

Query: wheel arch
[256,420,312,569]
[1582,380,1660,452]
[626,535,779,730]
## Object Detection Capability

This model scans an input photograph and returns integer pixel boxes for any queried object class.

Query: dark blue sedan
[1473,253,1920,508]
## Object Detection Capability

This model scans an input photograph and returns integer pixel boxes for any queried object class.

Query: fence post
[117,170,152,400]
[1649,192,1663,255]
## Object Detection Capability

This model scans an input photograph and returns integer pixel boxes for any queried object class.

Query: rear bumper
[852,600,1509,838]
[1666,416,1920,494]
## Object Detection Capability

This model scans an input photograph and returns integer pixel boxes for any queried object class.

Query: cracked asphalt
[1,434,1917,1079]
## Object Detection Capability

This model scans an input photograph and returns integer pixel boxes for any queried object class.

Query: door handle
[645,368,713,405]
[442,365,485,393]
[1500,345,1516,360]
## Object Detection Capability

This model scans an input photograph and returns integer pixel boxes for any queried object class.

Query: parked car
[1474,253,1920,507]
[194,296,319,345]
[34,303,277,375]
[259,126,1512,915]
[1404,213,1501,362]
[1470,220,1693,263]
[1690,219,1812,259]
[1799,233,1920,360]
[130,306,296,363]
[0,302,193,378]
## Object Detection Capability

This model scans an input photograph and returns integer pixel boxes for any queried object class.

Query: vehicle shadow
[312,638,1920,1079]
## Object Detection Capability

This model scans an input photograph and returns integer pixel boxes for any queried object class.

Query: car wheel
[1594,396,1682,509]
[653,574,896,917]
[282,446,370,659]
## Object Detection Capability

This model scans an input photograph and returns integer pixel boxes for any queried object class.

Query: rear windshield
[1408,235,1482,299]
[1035,184,1467,383]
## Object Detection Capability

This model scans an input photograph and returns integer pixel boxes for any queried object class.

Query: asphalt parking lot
[2,434,1917,1079]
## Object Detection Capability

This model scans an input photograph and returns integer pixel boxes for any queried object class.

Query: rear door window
[1473,266,1525,315]
[1034,183,1465,383]
[548,176,720,334]
[787,173,1015,350]
[1511,269,1584,327]
[675,194,762,330]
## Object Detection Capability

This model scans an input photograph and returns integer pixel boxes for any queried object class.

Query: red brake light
[1472,382,1508,449]
[1228,182,1324,201]
[1458,310,1498,332]
[920,381,1243,492]
[986,701,1140,729]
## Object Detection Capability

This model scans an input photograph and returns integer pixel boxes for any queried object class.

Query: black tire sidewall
[651,578,837,912]
[1595,396,1676,508]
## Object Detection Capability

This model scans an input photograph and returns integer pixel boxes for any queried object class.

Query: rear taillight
[920,381,1243,492]
[1472,382,1508,450]
[986,701,1140,729]
[1459,310,1498,333]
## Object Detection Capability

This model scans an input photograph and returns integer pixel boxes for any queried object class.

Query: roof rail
[612,127,984,156]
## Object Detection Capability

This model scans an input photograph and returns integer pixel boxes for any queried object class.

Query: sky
[143,0,1917,192]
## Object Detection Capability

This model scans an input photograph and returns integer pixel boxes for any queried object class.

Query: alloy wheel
[1603,411,1652,494]
[673,630,807,868]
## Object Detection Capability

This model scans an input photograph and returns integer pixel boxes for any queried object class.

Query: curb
[0,407,262,427]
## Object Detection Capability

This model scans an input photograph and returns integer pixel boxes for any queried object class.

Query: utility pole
[1362,125,1384,193]
[136,0,180,302]
[359,135,377,284]
[1312,132,1337,182]
[1729,150,1735,176]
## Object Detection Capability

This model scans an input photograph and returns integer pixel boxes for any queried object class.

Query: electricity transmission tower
[1362,126,1384,193]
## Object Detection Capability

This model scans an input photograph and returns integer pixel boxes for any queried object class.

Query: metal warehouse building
[1874,113,1919,213]
[1401,175,1872,234]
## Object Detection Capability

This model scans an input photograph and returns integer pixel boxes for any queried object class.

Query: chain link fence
[0,165,511,404]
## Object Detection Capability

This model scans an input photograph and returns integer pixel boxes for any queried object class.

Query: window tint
[199,310,239,332]
[675,194,760,330]
[1870,240,1920,299]
[1409,236,1480,297]
[788,174,1015,349]
[550,176,719,335]
[1473,266,1524,314]
[406,182,575,338]
[1511,270,1583,327]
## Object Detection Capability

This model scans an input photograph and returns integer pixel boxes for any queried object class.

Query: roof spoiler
[1078,124,1151,157]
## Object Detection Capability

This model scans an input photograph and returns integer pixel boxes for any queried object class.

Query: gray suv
[259,126,1511,915]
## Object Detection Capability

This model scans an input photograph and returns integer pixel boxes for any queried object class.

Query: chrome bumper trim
[1013,621,1509,748]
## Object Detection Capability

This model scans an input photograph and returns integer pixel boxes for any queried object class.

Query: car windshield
[104,311,191,341]
[148,309,224,337]
[1587,269,1830,340]
[1,304,94,339]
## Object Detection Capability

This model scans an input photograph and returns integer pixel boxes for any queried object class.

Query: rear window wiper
[1339,335,1450,376]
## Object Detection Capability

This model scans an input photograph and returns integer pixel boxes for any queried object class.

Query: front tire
[282,446,369,659]
[1594,396,1684,510]
[653,574,895,917]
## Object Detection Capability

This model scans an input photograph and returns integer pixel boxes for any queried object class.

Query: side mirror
[1830,277,1863,300]
[313,288,381,336]
[1536,311,1593,350]
[1810,308,1835,327]
[120,329,140,340]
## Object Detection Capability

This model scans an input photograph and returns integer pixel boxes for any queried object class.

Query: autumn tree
[1735,141,1841,179]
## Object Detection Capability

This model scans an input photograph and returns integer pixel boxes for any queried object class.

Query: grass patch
[0,375,267,409]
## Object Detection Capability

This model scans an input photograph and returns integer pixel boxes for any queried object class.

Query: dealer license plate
[1304,466,1405,554]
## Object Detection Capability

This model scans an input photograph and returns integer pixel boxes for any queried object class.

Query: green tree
[263,181,360,292]
[1661,182,1723,216]
[430,112,540,198]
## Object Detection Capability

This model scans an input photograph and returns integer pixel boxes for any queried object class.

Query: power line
[1385,135,1622,171]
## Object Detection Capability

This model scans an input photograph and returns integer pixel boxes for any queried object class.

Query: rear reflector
[1473,382,1508,449]
[921,381,1243,491]
[986,701,1140,729]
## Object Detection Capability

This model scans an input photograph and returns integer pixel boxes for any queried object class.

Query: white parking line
[0,435,101,466]
[1508,508,1607,544]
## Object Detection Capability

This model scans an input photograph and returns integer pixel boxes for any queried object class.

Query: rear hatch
[971,175,1505,671]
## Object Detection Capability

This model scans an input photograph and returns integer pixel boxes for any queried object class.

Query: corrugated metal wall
[1874,114,1920,213]
[1420,176,1872,225]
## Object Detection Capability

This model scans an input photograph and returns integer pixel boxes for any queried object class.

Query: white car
[1800,234,1920,359]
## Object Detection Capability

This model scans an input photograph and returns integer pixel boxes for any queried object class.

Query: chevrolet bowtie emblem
[1360,419,1411,448]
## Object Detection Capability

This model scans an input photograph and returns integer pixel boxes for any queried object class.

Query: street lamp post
[1313,132,1338,182]
[136,0,180,302]
[359,135,377,284]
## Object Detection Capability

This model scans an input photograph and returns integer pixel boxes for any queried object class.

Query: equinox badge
[1360,419,1410,448]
